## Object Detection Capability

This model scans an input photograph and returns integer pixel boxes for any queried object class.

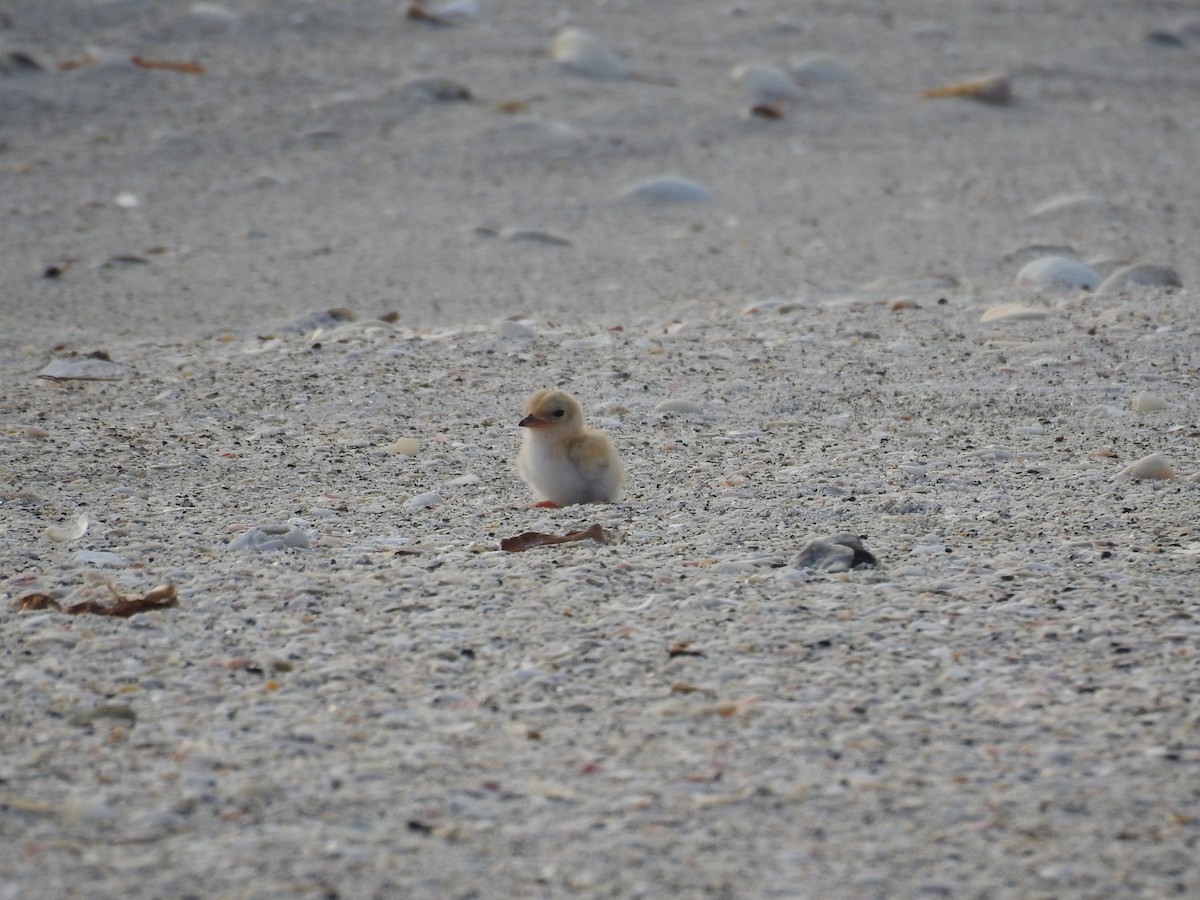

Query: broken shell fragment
[44,514,90,543]
[623,175,711,203]
[921,73,1011,105]
[1131,392,1169,413]
[385,437,421,456]
[38,357,130,381]
[980,303,1050,323]
[1115,452,1175,481]
[551,28,626,79]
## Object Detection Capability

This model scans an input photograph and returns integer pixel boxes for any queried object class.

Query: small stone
[1115,452,1175,481]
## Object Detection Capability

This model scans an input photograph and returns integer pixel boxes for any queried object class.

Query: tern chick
[517,389,625,506]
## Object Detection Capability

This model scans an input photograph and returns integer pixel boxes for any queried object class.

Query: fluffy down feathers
[517,389,625,506]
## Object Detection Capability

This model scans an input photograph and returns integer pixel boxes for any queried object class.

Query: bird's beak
[519,414,547,428]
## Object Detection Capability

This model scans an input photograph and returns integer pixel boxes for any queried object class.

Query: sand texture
[2,1,1198,897]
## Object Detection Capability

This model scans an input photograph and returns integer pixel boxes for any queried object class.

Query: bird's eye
[552,409,565,418]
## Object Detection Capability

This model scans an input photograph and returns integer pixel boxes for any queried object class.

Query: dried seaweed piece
[15,593,61,612]
[130,56,205,74]
[406,3,456,25]
[750,103,784,120]
[64,583,177,617]
[500,523,610,552]
[668,640,703,658]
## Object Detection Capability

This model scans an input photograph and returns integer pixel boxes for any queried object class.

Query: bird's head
[519,389,584,434]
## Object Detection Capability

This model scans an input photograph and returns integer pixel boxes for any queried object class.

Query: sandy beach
[2,1,1198,897]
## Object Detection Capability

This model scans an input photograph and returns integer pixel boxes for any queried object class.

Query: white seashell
[980,303,1050,323]
[1115,452,1175,481]
[420,0,481,24]
[729,64,802,104]
[229,523,313,551]
[444,474,481,487]
[1027,192,1105,218]
[551,28,626,79]
[404,491,442,510]
[788,55,853,86]
[188,3,239,28]
[655,399,704,415]
[114,192,140,209]
[502,228,572,246]
[496,320,535,341]
[1097,263,1182,295]
[385,437,420,456]
[560,333,613,350]
[624,175,712,203]
[44,514,89,543]
[1015,256,1100,291]
[1131,392,1170,413]
[39,357,129,381]
[73,550,126,567]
